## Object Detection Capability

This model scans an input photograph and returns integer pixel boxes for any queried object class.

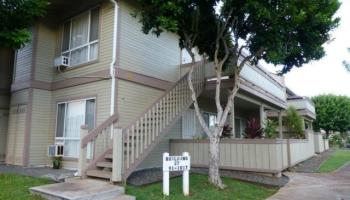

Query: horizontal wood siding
[119,1,181,82]
[137,120,182,170]
[53,2,113,81]
[14,35,33,83]
[117,80,163,127]
[6,105,27,165]
[10,90,29,106]
[6,90,29,165]
[29,89,52,165]
[170,139,289,173]
[34,24,56,82]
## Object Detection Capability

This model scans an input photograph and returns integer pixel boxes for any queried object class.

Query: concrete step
[30,179,127,200]
[113,194,136,200]
[86,169,112,180]
[97,161,113,168]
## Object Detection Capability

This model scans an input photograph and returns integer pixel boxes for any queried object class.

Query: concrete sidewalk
[268,163,350,200]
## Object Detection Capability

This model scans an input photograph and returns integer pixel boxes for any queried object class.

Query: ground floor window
[235,118,243,138]
[55,98,95,158]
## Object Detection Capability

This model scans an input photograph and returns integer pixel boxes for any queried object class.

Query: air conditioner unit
[48,144,64,157]
[54,56,69,71]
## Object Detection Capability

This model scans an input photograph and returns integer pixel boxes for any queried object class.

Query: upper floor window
[61,8,100,67]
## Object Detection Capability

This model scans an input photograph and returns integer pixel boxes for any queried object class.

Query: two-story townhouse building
[0,0,319,182]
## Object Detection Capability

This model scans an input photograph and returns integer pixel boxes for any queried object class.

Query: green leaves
[0,0,48,49]
[134,0,340,74]
[312,95,350,135]
[285,106,304,138]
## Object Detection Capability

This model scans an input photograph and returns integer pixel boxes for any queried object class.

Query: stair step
[86,170,112,180]
[105,153,113,159]
[97,161,113,168]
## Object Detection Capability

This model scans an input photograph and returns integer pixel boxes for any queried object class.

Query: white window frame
[61,8,99,67]
[55,97,96,158]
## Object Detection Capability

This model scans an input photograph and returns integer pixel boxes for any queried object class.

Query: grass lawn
[126,174,277,200]
[318,149,350,173]
[0,173,52,200]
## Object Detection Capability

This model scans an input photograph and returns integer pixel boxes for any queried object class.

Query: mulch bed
[127,167,288,187]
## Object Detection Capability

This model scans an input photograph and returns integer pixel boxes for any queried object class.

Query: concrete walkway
[268,163,350,200]
[0,164,76,182]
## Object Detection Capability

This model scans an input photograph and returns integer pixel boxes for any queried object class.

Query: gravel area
[127,167,288,187]
[290,149,334,173]
[0,164,76,182]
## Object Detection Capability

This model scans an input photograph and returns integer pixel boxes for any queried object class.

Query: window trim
[60,7,100,67]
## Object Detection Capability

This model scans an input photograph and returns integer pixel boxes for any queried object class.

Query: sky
[263,0,350,97]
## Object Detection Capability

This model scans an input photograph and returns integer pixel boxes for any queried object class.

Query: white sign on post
[163,152,190,196]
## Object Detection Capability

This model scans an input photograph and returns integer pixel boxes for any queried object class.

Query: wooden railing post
[78,125,89,178]
[112,127,123,182]
[287,139,291,168]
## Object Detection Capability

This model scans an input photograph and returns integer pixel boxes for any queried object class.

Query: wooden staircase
[86,153,113,179]
[80,61,206,182]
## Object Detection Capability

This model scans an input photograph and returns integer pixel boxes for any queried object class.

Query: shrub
[264,119,278,139]
[285,106,304,139]
[329,133,344,148]
[221,124,233,138]
[244,118,263,139]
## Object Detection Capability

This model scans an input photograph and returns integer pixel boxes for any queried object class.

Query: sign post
[162,152,191,196]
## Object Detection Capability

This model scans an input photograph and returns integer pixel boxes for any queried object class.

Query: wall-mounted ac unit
[54,56,69,71]
[47,144,64,157]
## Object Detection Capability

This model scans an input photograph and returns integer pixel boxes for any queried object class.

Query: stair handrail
[122,60,206,179]
[81,113,119,149]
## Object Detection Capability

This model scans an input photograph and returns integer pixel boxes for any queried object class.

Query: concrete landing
[30,179,134,200]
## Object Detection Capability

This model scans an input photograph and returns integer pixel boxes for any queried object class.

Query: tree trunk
[208,132,225,189]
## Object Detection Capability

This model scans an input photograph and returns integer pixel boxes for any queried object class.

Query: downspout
[109,0,119,116]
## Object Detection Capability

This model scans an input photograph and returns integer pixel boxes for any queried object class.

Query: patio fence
[170,132,315,174]
[314,133,330,153]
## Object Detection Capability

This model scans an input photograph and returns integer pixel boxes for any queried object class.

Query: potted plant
[52,156,62,169]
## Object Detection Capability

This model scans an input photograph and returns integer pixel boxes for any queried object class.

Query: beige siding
[6,90,30,165]
[137,119,182,170]
[10,90,29,106]
[119,1,181,82]
[117,80,163,127]
[6,104,27,165]
[14,35,33,82]
[53,3,113,81]
[34,24,56,82]
[29,89,52,165]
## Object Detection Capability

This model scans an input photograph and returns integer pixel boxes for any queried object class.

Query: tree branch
[238,47,265,71]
